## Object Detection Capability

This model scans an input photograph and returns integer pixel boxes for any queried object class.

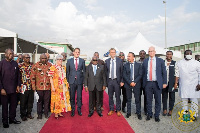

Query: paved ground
[0,91,200,133]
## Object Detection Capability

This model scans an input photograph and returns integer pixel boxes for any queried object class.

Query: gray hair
[56,54,63,60]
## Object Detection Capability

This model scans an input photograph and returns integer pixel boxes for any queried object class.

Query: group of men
[0,46,199,129]
[85,46,200,123]
[0,48,68,128]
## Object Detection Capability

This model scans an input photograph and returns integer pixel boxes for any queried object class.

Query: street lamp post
[163,1,167,49]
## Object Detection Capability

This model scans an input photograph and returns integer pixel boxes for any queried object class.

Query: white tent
[123,32,182,59]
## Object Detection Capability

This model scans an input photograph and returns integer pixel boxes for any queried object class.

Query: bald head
[148,46,156,58]
[45,53,50,60]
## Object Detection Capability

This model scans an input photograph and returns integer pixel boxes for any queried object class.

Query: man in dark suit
[66,48,86,117]
[118,52,127,113]
[89,52,105,111]
[162,51,177,116]
[142,46,167,122]
[0,48,21,128]
[105,48,123,117]
[84,56,106,117]
[123,52,142,120]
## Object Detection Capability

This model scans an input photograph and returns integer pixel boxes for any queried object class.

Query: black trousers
[89,87,102,113]
[20,90,34,118]
[126,87,141,114]
[69,79,82,112]
[121,85,127,109]
[162,86,175,111]
[36,90,50,115]
[108,79,121,111]
[93,90,103,109]
[1,93,17,124]
[140,86,147,113]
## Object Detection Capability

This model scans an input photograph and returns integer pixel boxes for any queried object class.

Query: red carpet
[40,90,134,133]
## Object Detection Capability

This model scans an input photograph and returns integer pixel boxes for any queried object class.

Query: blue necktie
[94,65,97,76]
[111,59,114,79]
[130,63,133,81]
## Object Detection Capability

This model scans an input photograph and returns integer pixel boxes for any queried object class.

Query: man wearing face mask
[175,50,200,120]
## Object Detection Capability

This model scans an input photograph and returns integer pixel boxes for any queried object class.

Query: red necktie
[149,58,153,81]
[75,58,78,71]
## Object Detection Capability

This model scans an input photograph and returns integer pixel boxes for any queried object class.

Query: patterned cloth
[48,65,71,114]
[19,62,33,94]
[30,62,52,90]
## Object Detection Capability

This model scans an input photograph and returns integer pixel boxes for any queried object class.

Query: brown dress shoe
[168,110,172,116]
[117,111,121,117]
[107,111,114,116]
[163,110,167,116]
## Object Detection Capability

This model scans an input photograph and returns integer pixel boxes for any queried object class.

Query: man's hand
[120,82,124,87]
[103,86,106,91]
[16,86,20,93]
[174,84,178,89]
[130,82,136,87]
[1,89,6,95]
[85,87,88,92]
[163,84,167,89]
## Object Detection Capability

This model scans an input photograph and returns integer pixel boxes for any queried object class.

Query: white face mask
[185,55,192,60]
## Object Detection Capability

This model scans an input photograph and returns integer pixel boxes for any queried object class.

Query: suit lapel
[72,58,76,70]
[89,64,94,76]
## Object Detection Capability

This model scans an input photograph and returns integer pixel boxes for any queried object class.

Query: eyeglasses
[119,54,124,56]
[57,59,63,61]
[92,60,97,61]
[25,57,30,59]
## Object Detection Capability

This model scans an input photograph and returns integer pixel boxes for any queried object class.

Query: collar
[149,56,156,60]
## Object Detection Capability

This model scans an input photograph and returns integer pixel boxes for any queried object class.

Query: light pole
[163,1,167,49]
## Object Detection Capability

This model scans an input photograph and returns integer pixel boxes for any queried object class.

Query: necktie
[149,58,153,81]
[111,59,114,79]
[94,65,97,76]
[75,58,78,71]
[130,63,133,81]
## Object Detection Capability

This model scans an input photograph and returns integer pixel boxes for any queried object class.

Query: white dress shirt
[109,57,117,79]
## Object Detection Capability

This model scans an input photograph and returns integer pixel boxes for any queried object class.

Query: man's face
[23,54,30,63]
[139,51,146,59]
[5,50,14,61]
[92,57,98,65]
[61,53,66,61]
[166,52,173,60]
[119,53,125,60]
[148,47,156,58]
[127,53,134,62]
[94,53,99,59]
[109,50,116,58]
[73,49,80,58]
[40,55,47,64]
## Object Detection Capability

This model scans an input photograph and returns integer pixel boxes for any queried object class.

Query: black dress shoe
[21,117,27,121]
[126,113,131,118]
[3,123,9,128]
[146,115,152,121]
[37,115,42,119]
[122,108,126,113]
[45,114,49,119]
[137,114,142,120]
[9,119,21,124]
[88,112,93,117]
[27,114,34,119]
[71,111,75,117]
[78,111,82,116]
[155,117,160,122]
[98,112,103,117]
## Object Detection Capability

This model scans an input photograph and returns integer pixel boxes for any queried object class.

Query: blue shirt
[147,57,157,81]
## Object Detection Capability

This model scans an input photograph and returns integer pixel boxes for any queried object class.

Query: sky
[0,0,200,57]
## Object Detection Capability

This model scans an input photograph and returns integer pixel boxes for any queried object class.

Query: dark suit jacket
[84,64,106,91]
[142,57,167,89]
[66,57,85,85]
[105,57,123,85]
[166,60,176,92]
[123,62,142,90]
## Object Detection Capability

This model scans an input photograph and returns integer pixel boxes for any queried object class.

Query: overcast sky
[0,0,200,57]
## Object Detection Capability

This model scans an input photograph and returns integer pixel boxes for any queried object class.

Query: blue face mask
[14,57,18,61]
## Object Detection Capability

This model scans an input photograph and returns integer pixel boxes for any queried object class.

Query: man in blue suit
[142,46,167,122]
[66,48,85,117]
[105,48,123,117]
[123,52,142,120]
